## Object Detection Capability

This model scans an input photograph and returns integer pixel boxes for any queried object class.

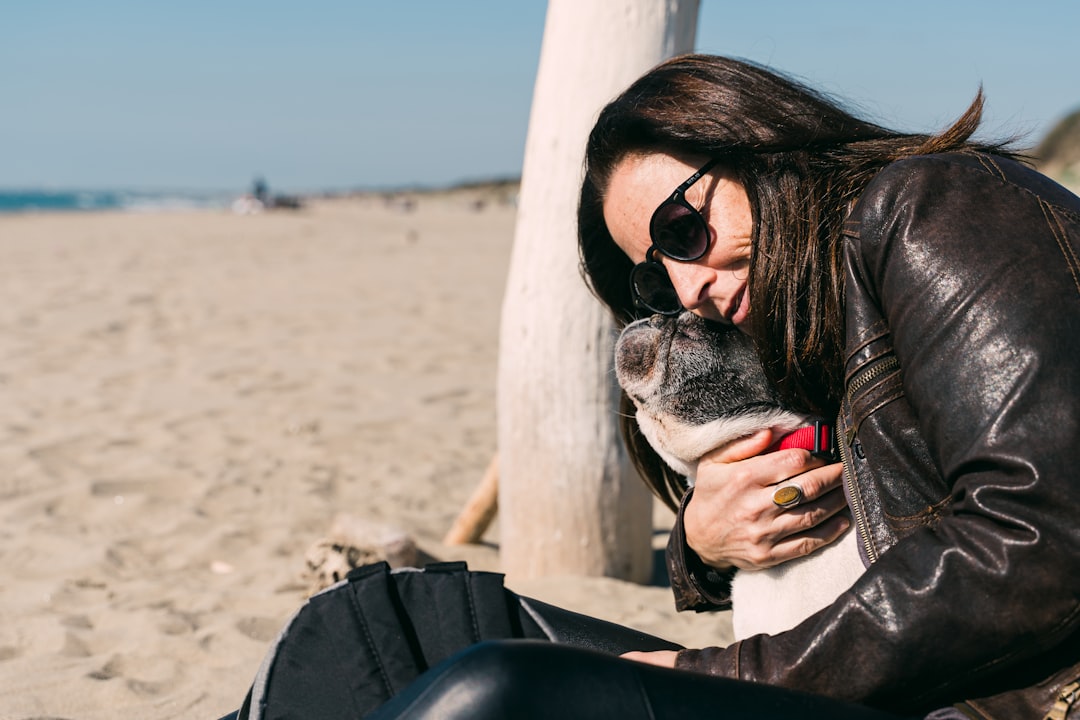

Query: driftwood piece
[443,453,499,545]
[303,514,419,595]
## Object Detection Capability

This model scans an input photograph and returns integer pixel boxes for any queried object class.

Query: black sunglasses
[629,158,720,316]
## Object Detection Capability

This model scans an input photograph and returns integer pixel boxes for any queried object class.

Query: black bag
[230,561,679,720]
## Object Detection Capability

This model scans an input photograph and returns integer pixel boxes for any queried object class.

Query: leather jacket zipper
[837,355,899,566]
[847,354,901,395]
[843,354,901,446]
[836,417,878,564]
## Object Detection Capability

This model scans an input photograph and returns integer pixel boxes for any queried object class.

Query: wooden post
[497,0,699,582]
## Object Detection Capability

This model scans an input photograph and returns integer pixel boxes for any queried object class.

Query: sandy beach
[0,192,732,719]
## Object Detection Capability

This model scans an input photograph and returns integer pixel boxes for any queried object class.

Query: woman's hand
[621,650,678,668]
[684,429,850,571]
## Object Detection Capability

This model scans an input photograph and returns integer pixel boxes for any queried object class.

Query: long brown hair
[578,54,1021,510]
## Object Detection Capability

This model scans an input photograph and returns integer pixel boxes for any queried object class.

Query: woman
[239,55,1080,719]
[575,54,1080,717]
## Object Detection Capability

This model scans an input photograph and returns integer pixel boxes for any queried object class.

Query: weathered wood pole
[498,0,699,582]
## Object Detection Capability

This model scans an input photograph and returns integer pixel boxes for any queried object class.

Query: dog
[615,311,865,639]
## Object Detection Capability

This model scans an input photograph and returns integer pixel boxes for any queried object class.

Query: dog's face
[615,312,805,479]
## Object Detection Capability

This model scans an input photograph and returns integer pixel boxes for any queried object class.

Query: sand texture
[0,194,732,719]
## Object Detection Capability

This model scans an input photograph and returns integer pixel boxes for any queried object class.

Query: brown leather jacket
[667,153,1080,719]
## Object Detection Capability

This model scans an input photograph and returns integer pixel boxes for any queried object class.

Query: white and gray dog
[615,311,864,639]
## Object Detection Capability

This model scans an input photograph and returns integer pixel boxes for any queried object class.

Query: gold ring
[772,485,804,509]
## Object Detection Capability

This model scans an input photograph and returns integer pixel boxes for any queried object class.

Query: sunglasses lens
[650,201,709,260]
[631,263,682,315]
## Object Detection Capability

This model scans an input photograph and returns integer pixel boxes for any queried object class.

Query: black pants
[367,640,912,720]
[231,562,914,719]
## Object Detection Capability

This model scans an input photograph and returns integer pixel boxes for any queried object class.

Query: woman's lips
[730,286,750,328]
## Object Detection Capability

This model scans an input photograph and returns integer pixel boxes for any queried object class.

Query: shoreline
[0,178,522,217]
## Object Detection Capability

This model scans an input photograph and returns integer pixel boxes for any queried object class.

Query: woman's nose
[665,261,717,312]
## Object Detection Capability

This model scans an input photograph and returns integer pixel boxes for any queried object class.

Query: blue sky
[2,1,1078,192]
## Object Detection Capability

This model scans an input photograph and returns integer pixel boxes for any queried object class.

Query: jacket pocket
[842,327,951,545]
[846,352,902,439]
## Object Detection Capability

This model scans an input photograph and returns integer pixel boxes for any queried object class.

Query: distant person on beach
[230,177,303,214]
[230,55,1080,720]
[252,177,269,206]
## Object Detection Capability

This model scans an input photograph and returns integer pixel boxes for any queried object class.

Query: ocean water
[0,189,235,214]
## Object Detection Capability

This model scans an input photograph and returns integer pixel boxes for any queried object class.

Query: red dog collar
[768,418,834,460]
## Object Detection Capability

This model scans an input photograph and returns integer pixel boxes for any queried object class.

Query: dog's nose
[673,310,705,334]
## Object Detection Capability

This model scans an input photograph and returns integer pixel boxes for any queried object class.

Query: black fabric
[258,563,417,718]
[238,562,681,719]
[389,561,516,667]
[249,562,531,719]
[368,640,918,720]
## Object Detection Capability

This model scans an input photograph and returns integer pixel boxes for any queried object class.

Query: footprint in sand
[85,653,182,697]
[234,616,281,643]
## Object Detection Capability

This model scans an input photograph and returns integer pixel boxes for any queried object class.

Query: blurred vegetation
[1034,107,1080,191]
